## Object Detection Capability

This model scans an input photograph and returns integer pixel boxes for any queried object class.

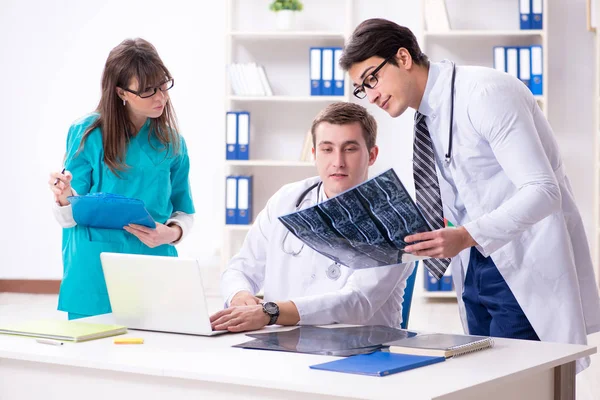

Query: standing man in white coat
[340,18,600,372]
[210,102,414,333]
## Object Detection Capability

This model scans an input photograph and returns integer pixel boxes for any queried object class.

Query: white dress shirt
[220,176,414,328]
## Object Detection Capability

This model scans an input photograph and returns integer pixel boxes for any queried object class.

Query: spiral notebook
[386,333,494,358]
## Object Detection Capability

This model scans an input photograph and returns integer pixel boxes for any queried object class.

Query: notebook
[309,351,445,376]
[386,333,494,358]
[68,192,155,230]
[0,319,127,342]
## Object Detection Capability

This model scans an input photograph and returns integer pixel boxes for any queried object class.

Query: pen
[36,338,64,346]
[114,337,144,345]
[53,167,66,186]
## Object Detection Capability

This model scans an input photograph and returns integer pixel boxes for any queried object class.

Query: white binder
[519,47,531,89]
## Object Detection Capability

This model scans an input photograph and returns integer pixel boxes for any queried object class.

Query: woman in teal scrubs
[48,38,195,320]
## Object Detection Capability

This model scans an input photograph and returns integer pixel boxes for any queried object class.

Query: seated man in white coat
[210,102,414,333]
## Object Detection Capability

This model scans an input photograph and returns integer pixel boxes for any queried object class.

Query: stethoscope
[280,181,342,281]
[444,61,457,165]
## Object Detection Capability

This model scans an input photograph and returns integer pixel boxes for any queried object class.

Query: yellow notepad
[0,319,127,342]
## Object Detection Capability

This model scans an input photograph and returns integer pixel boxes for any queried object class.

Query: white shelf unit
[224,160,314,167]
[222,0,354,270]
[595,4,600,289]
[421,290,458,299]
[229,95,346,102]
[229,31,346,39]
[421,0,549,118]
[424,29,545,37]
[419,0,549,299]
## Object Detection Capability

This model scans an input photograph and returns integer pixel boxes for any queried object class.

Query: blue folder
[309,351,445,377]
[68,193,156,230]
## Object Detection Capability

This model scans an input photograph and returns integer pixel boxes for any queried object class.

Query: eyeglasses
[122,78,174,99]
[353,57,392,100]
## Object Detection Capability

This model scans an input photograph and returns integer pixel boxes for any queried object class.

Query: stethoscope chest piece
[326,263,342,281]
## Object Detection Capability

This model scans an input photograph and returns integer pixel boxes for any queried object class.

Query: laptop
[100,252,227,336]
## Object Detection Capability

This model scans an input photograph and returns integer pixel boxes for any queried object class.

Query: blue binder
[68,193,155,230]
[530,45,543,95]
[518,47,531,90]
[333,47,345,96]
[519,0,531,30]
[236,175,252,225]
[440,272,453,291]
[531,0,543,29]
[309,351,445,377]
[310,47,322,96]
[424,268,440,291]
[225,176,238,224]
[321,48,334,96]
[505,47,520,80]
[225,111,238,160]
[236,112,250,160]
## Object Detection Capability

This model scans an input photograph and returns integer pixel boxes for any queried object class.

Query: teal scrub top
[58,114,195,316]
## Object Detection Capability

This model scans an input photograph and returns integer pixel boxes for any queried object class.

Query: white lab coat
[220,176,414,328]
[420,61,600,372]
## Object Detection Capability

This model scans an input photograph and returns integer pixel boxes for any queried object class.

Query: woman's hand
[124,222,182,248]
[49,170,73,206]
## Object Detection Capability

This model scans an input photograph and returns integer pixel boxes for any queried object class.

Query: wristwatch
[262,301,280,326]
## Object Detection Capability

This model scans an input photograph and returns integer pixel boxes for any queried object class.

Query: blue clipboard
[68,193,156,230]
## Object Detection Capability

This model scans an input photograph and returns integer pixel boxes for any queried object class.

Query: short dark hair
[310,102,377,150]
[339,18,429,70]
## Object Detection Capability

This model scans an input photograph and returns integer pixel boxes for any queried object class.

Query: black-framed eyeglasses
[122,78,174,99]
[353,56,393,100]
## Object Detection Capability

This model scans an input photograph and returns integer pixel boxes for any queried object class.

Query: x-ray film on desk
[278,168,431,269]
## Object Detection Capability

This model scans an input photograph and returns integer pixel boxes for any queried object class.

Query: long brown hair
[80,38,180,174]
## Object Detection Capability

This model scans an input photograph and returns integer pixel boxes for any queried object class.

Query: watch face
[263,302,279,315]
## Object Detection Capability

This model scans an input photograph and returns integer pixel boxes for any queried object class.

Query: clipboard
[68,193,156,230]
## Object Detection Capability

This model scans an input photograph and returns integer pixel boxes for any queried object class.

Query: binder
[493,46,506,72]
[531,0,543,29]
[237,175,252,225]
[68,193,155,230]
[424,268,440,291]
[518,47,531,89]
[519,0,531,30]
[321,48,334,96]
[530,45,543,95]
[309,351,445,377]
[440,269,453,291]
[505,47,519,79]
[237,111,250,160]
[226,176,238,225]
[310,47,322,96]
[333,47,345,96]
[225,111,238,160]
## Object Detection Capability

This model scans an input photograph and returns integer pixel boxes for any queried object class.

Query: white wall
[1,0,595,279]
[0,0,227,278]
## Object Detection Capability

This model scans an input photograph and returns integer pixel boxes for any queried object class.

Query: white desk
[0,320,595,400]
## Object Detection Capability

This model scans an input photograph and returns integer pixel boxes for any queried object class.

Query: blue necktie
[413,111,451,280]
